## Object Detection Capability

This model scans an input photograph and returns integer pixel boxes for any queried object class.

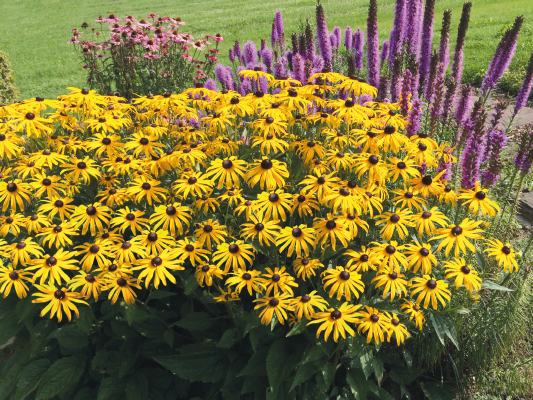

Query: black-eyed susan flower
[133,250,185,289]
[325,150,352,171]
[322,187,363,215]
[403,242,437,274]
[7,238,44,267]
[37,222,78,248]
[95,187,127,207]
[391,186,427,212]
[458,181,500,217]
[371,269,408,300]
[104,275,142,305]
[195,264,225,287]
[292,258,323,281]
[253,294,292,325]
[150,203,192,237]
[240,216,280,246]
[322,267,364,301]
[410,171,446,197]
[0,213,24,237]
[205,157,247,189]
[112,240,146,264]
[0,180,32,212]
[213,241,255,273]
[484,239,518,273]
[358,184,384,217]
[245,158,289,190]
[430,218,484,257]
[174,238,210,267]
[290,291,329,321]
[276,225,316,258]
[38,197,76,222]
[234,199,254,220]
[96,228,123,245]
[26,249,79,285]
[411,207,449,236]
[353,153,387,184]
[173,172,213,199]
[255,190,292,221]
[384,312,410,345]
[98,259,132,278]
[345,247,380,272]
[376,125,408,153]
[375,210,413,241]
[410,275,451,310]
[439,184,457,206]
[75,242,111,271]
[226,269,263,295]
[213,286,240,302]
[357,306,391,344]
[259,267,298,296]
[111,207,150,235]
[132,229,175,255]
[194,219,227,250]
[371,241,407,272]
[307,303,362,342]
[23,213,51,234]
[30,173,66,199]
[251,134,289,155]
[60,157,101,183]
[0,263,31,298]
[32,284,88,322]
[29,149,67,169]
[300,172,340,202]
[218,188,245,207]
[68,271,106,301]
[124,132,165,157]
[444,258,482,292]
[313,214,350,251]
[128,178,167,205]
[71,203,112,236]
[337,213,369,239]
[400,300,425,330]
[386,156,420,182]
[291,191,320,218]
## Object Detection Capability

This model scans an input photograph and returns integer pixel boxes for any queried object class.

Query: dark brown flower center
[126,213,136,221]
[102,138,111,145]
[53,226,62,233]
[269,298,279,307]
[418,143,427,151]
[268,193,279,202]
[397,161,406,169]
[108,264,118,272]
[152,257,163,266]
[166,206,177,215]
[460,265,471,274]
[16,242,26,249]
[141,182,151,190]
[388,272,398,280]
[421,176,433,185]
[391,319,400,326]
[254,223,264,231]
[404,192,413,199]
[339,188,349,196]
[122,242,132,249]
[475,191,486,200]
[331,310,342,319]
[370,314,379,322]
[242,272,252,280]
[451,226,463,236]
[317,176,326,184]
[369,155,379,165]
[385,245,396,254]
[222,160,233,169]
[8,271,19,280]
[25,112,36,120]
[185,244,195,252]
[261,159,273,169]
[85,275,96,283]
[271,274,280,282]
[6,183,17,192]
[187,177,198,185]
[5,217,13,224]
[426,279,437,289]
[292,227,302,237]
[89,245,99,254]
[54,290,66,299]
[339,271,350,280]
[86,206,97,215]
[419,248,430,257]
[413,305,420,311]
[501,246,511,255]
[228,244,239,253]
[326,220,337,230]
[360,254,369,262]
[389,214,400,223]
[117,278,128,287]
[147,232,158,241]
[301,295,311,303]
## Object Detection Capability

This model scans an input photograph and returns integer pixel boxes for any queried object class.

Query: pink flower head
[124,15,137,22]
[103,14,122,23]
[170,17,185,26]
[137,19,152,29]
[143,53,160,59]
[213,33,223,43]
[95,16,104,23]
[143,38,159,51]
[182,53,193,61]
[192,41,206,51]
[146,13,159,19]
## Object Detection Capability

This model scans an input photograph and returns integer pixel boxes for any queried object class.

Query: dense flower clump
[0,71,517,346]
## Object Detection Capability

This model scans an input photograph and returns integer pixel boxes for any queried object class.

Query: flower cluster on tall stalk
[69,14,223,99]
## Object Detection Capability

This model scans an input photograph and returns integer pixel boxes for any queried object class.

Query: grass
[1,0,533,100]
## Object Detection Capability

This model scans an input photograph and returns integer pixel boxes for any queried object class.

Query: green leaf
[217,328,237,348]
[389,366,423,386]
[154,345,228,383]
[97,376,125,400]
[173,312,213,331]
[346,368,368,400]
[400,384,411,399]
[402,349,413,368]
[125,374,149,400]
[48,324,88,350]
[475,247,487,271]
[0,309,24,346]
[163,329,174,348]
[429,313,459,349]
[266,339,302,392]
[359,347,373,379]
[481,280,513,292]
[290,363,316,391]
[322,363,336,389]
[73,388,94,400]
[299,343,327,365]
[370,357,384,382]
[148,290,177,300]
[184,274,199,295]
[238,347,268,377]
[286,319,307,337]
[420,382,455,400]
[124,302,137,326]
[35,357,85,400]
[15,358,51,400]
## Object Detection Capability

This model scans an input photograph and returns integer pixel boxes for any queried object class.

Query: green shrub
[0,50,19,104]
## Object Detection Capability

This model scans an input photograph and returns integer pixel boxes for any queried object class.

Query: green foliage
[0,50,19,104]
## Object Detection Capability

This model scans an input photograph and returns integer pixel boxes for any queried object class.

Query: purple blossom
[305,21,316,61]
[312,55,325,75]
[316,4,332,69]
[419,0,436,93]
[360,94,373,105]
[429,63,446,136]
[366,0,380,87]
[271,21,279,48]
[293,53,305,83]
[481,16,524,95]
[460,101,487,188]
[353,29,365,71]
[344,26,353,49]
[454,84,473,124]
[450,2,472,85]
[514,52,533,116]
[390,58,402,102]
[329,33,338,48]
[406,98,423,137]
[514,126,533,172]
[225,66,235,90]
[437,10,452,80]
[481,127,508,187]
[333,26,342,47]
[228,48,235,62]
[262,47,274,73]
[215,63,231,89]
[204,78,218,92]
[234,39,243,62]
[243,40,258,65]
[405,0,423,58]
[380,40,390,65]
[275,11,284,39]
[388,0,406,68]
[274,58,287,78]
[400,69,413,115]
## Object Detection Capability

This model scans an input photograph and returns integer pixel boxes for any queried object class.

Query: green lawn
[1,0,533,99]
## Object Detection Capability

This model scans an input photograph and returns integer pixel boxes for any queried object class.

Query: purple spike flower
[450,2,472,85]
[454,84,473,124]
[481,16,524,95]
[312,55,325,75]
[460,100,488,188]
[274,58,287,78]
[262,47,274,73]
[204,78,218,92]
[514,52,533,116]
[275,11,284,38]
[305,21,316,61]
[380,40,390,65]
[333,26,342,47]
[514,126,533,172]
[316,4,332,69]
[406,98,423,137]
[329,33,338,48]
[437,10,452,80]
[228,48,235,62]
[225,66,235,90]
[234,39,243,62]
[344,26,353,49]
[366,0,380,87]
[388,0,406,68]
[419,0,436,92]
[293,53,305,83]
[405,0,423,58]
[481,128,508,187]
[353,29,365,71]
[429,63,446,136]
[400,69,413,115]
[390,58,402,102]
[243,40,258,65]
[271,21,279,48]
[215,63,230,90]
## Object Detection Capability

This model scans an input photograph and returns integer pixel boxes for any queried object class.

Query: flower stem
[503,172,526,242]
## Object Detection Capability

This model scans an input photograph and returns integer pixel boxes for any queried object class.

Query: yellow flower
[410,275,451,310]
[357,306,391,344]
[240,216,280,246]
[276,225,316,258]
[322,267,365,301]
[68,271,106,301]
[444,258,482,292]
[226,269,264,295]
[245,158,289,190]
[458,181,500,217]
[403,241,437,274]
[430,218,484,257]
[133,250,185,289]
[104,275,142,305]
[292,258,323,281]
[371,269,409,300]
[400,300,425,330]
[375,209,413,241]
[195,264,225,287]
[345,247,380,272]
[307,303,362,342]
[259,267,298,296]
[484,239,519,273]
[0,263,32,298]
[213,241,256,273]
[32,284,88,322]
[313,214,350,250]
[253,294,292,325]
